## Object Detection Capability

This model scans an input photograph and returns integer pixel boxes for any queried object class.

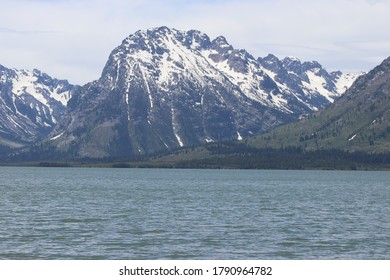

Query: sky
[1,0,390,85]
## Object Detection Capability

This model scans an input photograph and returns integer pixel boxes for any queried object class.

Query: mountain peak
[302,60,322,70]
[211,35,233,51]
[259,54,282,71]
[152,25,172,33]
[282,56,301,66]
[263,53,280,61]
[284,56,301,62]
[181,29,211,50]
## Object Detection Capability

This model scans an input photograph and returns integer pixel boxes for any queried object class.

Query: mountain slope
[0,65,77,150]
[249,56,390,153]
[35,27,359,160]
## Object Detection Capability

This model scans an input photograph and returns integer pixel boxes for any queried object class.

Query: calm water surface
[0,167,389,259]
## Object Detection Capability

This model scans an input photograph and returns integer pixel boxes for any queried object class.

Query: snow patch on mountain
[12,69,72,106]
[304,70,334,102]
[332,71,364,95]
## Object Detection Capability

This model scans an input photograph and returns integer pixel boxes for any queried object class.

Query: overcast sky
[1,0,389,85]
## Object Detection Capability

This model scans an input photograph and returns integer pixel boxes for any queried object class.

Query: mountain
[0,65,77,150]
[131,58,390,170]
[28,27,359,160]
[249,56,390,153]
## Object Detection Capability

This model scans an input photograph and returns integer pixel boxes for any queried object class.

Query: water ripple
[1,167,389,259]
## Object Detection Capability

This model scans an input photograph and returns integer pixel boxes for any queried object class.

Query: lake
[0,167,389,259]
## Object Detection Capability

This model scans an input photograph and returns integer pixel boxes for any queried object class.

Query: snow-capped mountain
[0,64,77,148]
[41,27,360,159]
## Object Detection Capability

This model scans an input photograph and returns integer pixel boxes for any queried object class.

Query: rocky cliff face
[39,27,360,159]
[0,65,76,149]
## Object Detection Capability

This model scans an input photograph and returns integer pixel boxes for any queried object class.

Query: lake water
[0,167,389,259]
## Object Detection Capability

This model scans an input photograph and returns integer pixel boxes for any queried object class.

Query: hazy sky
[1,0,389,85]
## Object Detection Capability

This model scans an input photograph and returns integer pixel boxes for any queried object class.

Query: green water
[0,167,389,259]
